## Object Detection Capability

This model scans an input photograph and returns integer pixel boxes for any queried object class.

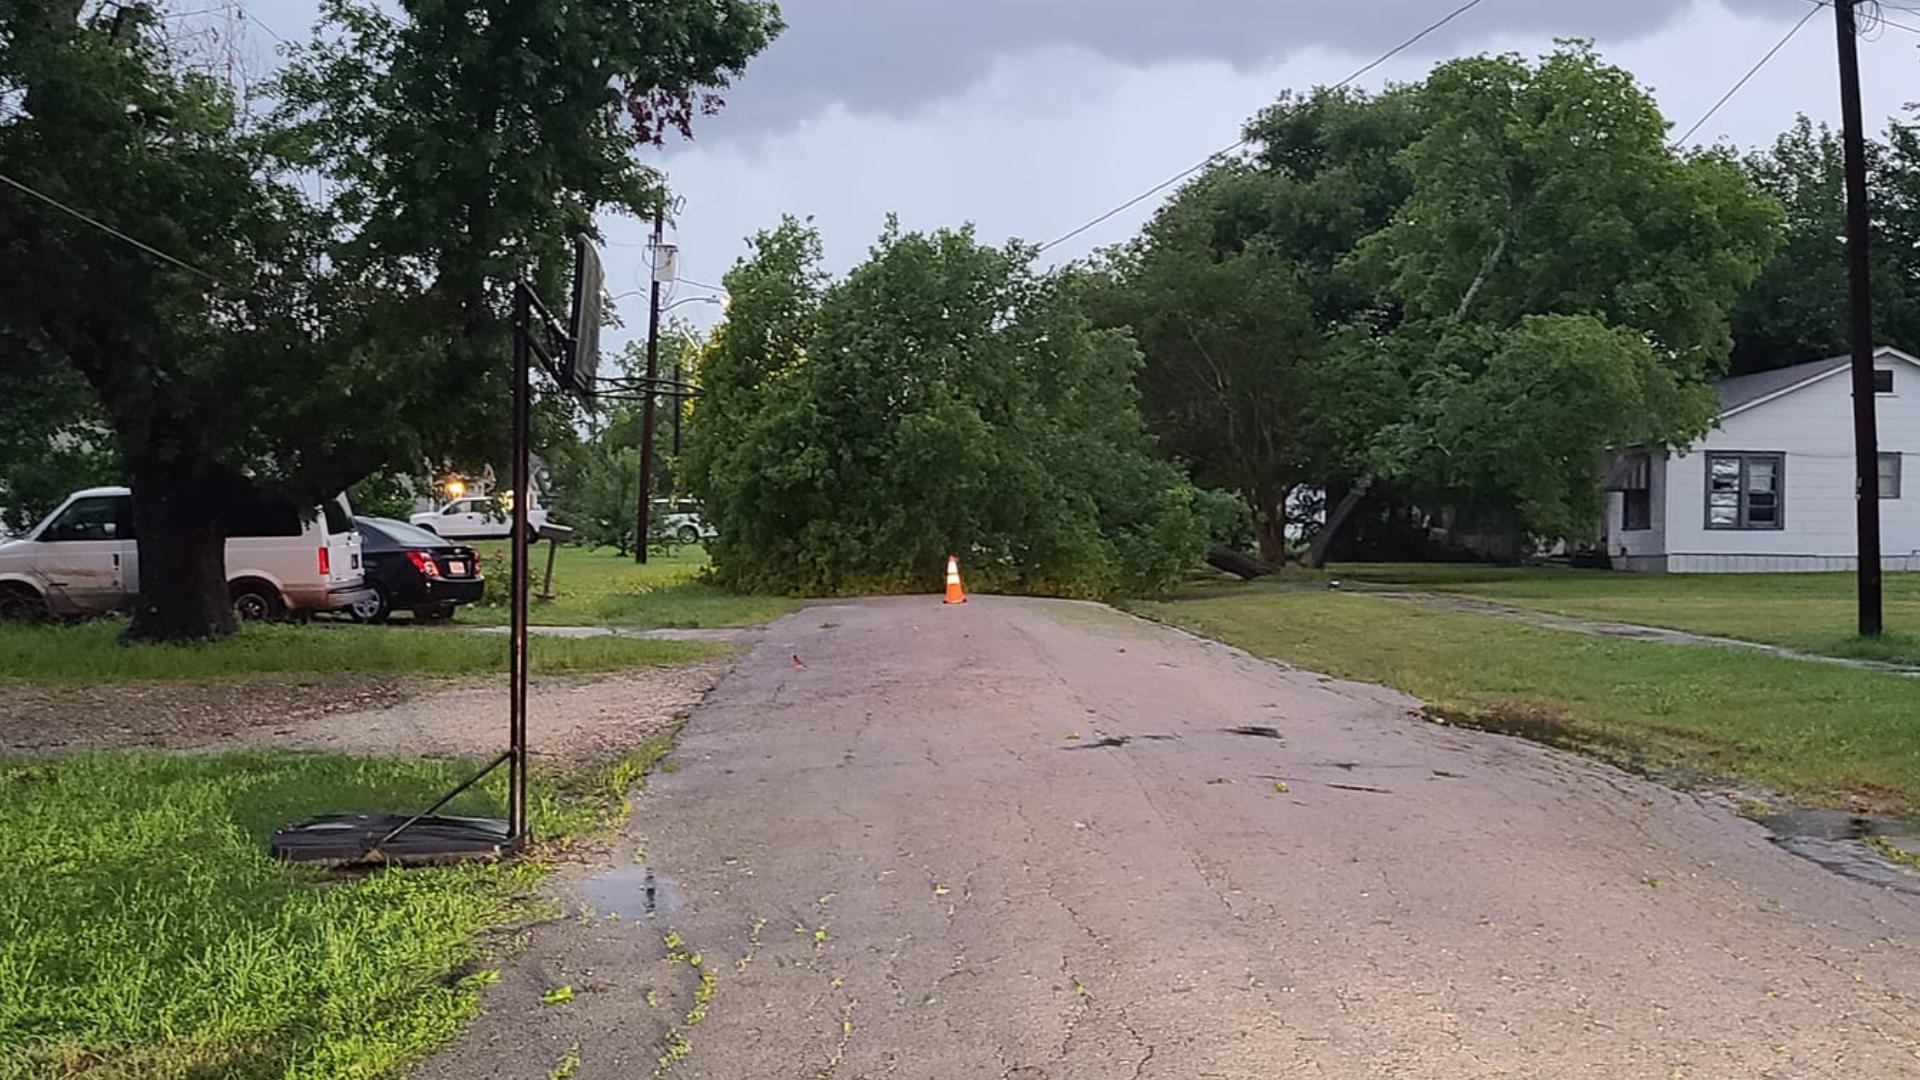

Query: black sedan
[350,516,485,623]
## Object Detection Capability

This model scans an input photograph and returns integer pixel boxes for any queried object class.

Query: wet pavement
[419,595,1920,1079]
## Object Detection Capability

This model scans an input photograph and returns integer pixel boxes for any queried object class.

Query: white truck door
[33,495,127,614]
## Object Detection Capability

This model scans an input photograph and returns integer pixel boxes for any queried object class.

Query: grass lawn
[0,739,673,1079]
[0,619,717,683]
[1133,584,1920,812]
[460,543,800,629]
[1226,562,1920,667]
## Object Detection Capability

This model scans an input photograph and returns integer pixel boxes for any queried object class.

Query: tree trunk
[1302,479,1372,569]
[126,457,236,642]
[1250,485,1289,565]
[1207,547,1275,580]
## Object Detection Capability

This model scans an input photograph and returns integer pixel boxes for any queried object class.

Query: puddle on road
[583,864,685,920]
[1758,810,1920,896]
[1064,735,1131,750]
[1224,725,1283,740]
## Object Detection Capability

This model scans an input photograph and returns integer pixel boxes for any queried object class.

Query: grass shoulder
[0,618,718,683]
[1224,562,1920,667]
[461,543,801,630]
[1133,584,1920,813]
[0,730,680,1079]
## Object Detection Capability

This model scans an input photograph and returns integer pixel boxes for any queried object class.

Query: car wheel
[0,585,46,623]
[676,525,700,545]
[349,586,392,625]
[231,583,283,622]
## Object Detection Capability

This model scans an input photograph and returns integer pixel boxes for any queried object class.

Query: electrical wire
[237,8,288,46]
[0,170,227,285]
[1671,4,1822,147]
[1801,0,1920,37]
[1034,0,1492,255]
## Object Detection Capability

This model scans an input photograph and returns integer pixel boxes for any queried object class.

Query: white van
[0,486,374,621]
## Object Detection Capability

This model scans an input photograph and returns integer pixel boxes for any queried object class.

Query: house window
[1607,451,1653,532]
[1623,488,1651,531]
[1875,369,1895,394]
[1706,452,1784,530]
[1881,452,1902,499]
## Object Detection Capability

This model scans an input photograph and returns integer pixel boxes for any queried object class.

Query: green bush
[687,218,1211,598]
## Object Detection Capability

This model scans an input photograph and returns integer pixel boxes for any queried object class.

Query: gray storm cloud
[698,0,1790,139]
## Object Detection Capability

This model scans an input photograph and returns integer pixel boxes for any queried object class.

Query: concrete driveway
[423,595,1920,1078]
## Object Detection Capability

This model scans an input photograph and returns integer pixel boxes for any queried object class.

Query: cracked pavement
[422,594,1920,1078]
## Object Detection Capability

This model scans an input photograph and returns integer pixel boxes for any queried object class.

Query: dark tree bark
[1302,480,1372,569]
[1207,547,1275,580]
[1250,483,1290,565]
[125,456,236,642]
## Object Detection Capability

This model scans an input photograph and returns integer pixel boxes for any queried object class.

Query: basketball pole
[268,258,598,866]
[508,281,533,840]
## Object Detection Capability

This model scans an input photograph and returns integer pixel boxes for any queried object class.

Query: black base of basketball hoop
[272,813,515,867]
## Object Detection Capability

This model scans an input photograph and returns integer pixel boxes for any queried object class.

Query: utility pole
[1835,0,1883,636]
[634,202,665,563]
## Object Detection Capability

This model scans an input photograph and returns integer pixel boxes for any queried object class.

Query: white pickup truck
[410,496,549,540]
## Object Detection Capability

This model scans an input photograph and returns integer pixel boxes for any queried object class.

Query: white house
[1603,346,1920,573]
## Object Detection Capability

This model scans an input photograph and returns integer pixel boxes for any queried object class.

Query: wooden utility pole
[634,203,665,563]
[1835,0,1883,635]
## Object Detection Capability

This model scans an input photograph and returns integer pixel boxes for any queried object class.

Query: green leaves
[1101,43,1778,556]
[688,219,1210,598]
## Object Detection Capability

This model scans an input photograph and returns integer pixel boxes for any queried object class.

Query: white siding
[1662,357,1920,572]
[1605,451,1667,572]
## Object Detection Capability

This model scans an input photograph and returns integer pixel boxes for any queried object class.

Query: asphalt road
[423,595,1920,1079]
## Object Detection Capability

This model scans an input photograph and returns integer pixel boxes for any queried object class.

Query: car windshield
[360,518,450,549]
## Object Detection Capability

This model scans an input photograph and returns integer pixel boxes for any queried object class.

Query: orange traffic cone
[943,554,967,605]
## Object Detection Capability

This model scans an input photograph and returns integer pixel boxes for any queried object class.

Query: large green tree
[1082,87,1420,562]
[1357,46,1778,550]
[1,0,776,639]
[1731,114,1920,373]
[1,1,364,638]
[688,218,1221,597]
[1099,44,1778,563]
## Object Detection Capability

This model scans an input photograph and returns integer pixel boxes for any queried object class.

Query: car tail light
[317,547,330,576]
[407,550,442,578]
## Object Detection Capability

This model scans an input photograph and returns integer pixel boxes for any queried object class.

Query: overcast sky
[237,0,1920,350]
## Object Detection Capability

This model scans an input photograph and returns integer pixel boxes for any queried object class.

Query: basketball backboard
[568,237,604,404]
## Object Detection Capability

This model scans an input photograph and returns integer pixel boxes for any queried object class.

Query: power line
[1034,0,1492,255]
[1800,0,1920,36]
[1671,4,1821,147]
[236,7,287,46]
[0,170,226,285]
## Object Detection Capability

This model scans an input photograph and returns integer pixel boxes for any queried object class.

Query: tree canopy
[1093,43,1779,561]
[0,0,778,637]
[688,218,1227,597]
[1731,114,1920,374]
